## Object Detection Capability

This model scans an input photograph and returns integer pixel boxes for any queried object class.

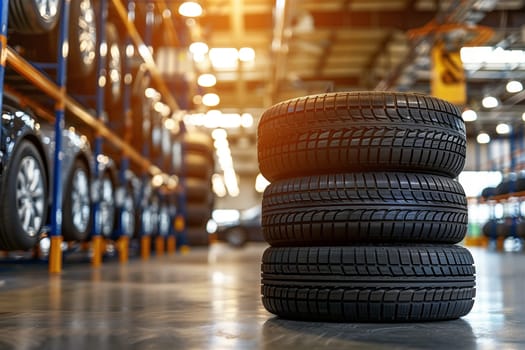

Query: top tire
[258,92,466,181]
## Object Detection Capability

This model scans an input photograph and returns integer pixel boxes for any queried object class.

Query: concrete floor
[0,243,522,349]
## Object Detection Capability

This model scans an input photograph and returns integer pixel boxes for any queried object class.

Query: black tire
[0,141,47,250]
[185,178,212,204]
[261,245,476,322]
[104,23,123,109]
[62,159,92,241]
[183,132,214,158]
[119,182,136,237]
[8,0,61,34]
[258,92,466,181]
[67,0,97,79]
[98,170,116,239]
[480,186,497,199]
[262,172,467,246]
[183,153,213,179]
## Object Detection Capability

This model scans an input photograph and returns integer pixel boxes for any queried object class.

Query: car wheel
[158,203,171,236]
[67,0,97,79]
[98,171,116,238]
[63,159,91,241]
[0,141,47,250]
[120,184,136,237]
[225,227,247,248]
[8,0,62,34]
[105,23,123,108]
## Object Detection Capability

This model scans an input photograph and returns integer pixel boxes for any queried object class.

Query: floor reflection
[0,244,523,349]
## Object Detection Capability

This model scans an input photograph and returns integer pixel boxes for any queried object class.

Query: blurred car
[216,205,264,247]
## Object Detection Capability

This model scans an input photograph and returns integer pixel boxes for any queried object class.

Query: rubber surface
[0,141,47,250]
[262,172,467,245]
[258,92,466,181]
[261,245,476,322]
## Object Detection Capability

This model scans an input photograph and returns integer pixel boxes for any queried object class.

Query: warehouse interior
[1,0,525,348]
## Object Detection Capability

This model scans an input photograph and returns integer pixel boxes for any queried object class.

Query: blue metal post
[49,0,71,273]
[93,0,108,237]
[0,0,9,141]
[176,122,188,247]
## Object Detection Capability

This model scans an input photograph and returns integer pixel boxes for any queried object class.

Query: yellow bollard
[91,236,103,268]
[167,236,176,254]
[141,236,151,260]
[155,236,165,256]
[49,236,63,273]
[118,236,129,263]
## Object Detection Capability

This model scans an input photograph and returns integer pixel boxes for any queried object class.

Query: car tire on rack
[258,92,466,181]
[183,153,213,180]
[186,204,212,226]
[261,245,476,322]
[119,182,136,237]
[67,0,97,79]
[262,172,468,246]
[62,159,92,241]
[98,170,116,239]
[0,140,47,250]
[8,0,62,34]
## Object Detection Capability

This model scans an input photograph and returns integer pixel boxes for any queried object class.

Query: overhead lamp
[202,93,220,107]
[189,42,208,55]
[506,80,523,93]
[238,47,255,62]
[241,113,254,128]
[178,1,202,17]
[522,112,525,122]
[211,128,228,140]
[209,48,238,69]
[496,123,511,135]
[197,73,217,87]
[461,109,477,122]
[482,95,499,108]
[477,132,490,144]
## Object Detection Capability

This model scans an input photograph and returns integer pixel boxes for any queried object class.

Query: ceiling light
[238,47,255,62]
[477,132,490,144]
[496,123,511,135]
[209,48,238,69]
[482,95,499,108]
[202,93,220,107]
[241,113,254,128]
[506,80,523,93]
[522,112,525,122]
[461,109,477,122]
[178,1,202,17]
[189,42,208,55]
[197,73,217,87]
[211,128,228,140]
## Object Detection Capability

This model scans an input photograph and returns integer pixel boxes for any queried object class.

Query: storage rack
[0,0,190,272]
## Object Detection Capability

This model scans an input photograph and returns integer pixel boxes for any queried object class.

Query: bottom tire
[261,245,475,322]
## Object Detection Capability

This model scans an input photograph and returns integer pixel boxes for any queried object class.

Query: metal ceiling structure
[188,0,525,186]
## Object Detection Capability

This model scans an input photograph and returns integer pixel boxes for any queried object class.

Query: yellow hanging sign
[431,42,466,105]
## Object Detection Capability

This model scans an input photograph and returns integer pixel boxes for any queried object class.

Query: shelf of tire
[0,0,189,272]
[257,92,475,322]
[475,191,525,249]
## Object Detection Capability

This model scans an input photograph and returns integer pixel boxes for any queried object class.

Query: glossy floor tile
[0,243,523,349]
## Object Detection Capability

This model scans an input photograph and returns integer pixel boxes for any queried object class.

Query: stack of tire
[181,131,215,246]
[257,92,476,322]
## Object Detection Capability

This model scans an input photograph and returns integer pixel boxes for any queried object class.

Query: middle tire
[258,92,466,181]
[262,172,468,246]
